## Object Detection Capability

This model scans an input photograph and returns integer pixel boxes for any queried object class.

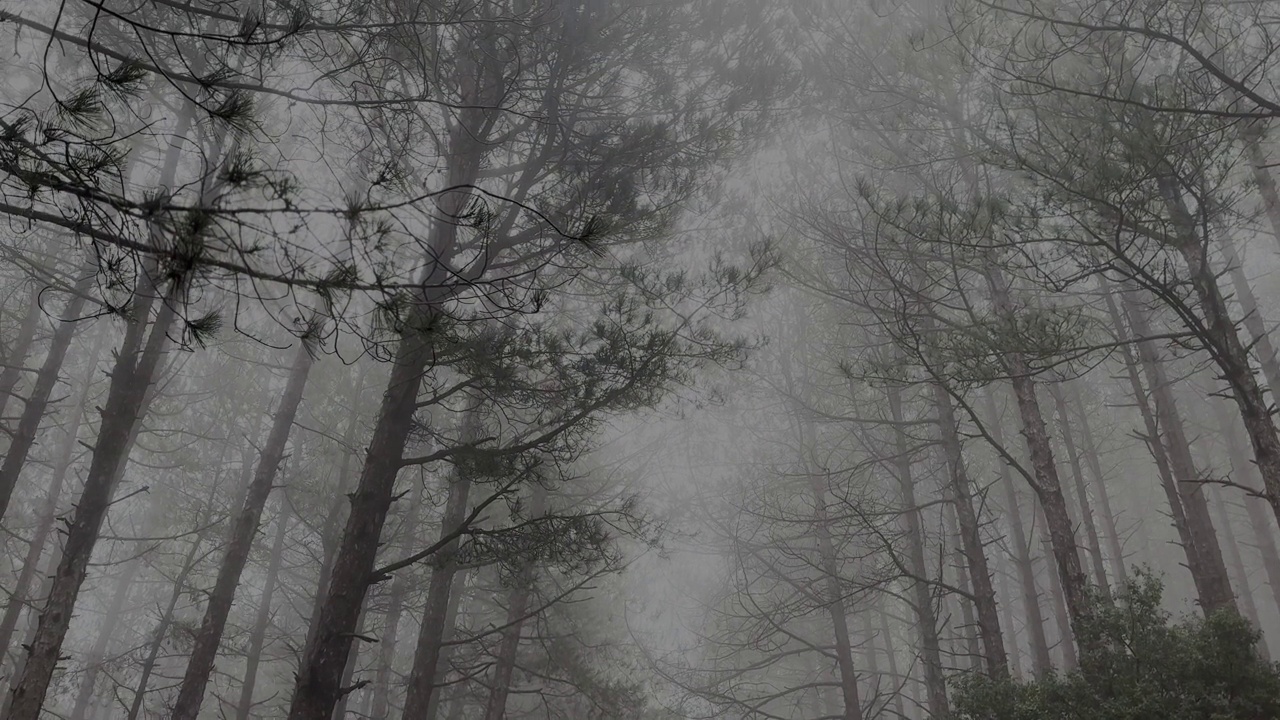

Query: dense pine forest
[2,0,1280,718]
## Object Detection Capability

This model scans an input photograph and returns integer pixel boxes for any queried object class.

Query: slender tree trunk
[1049,382,1110,596]
[370,485,425,719]
[1124,288,1238,613]
[875,602,907,719]
[1213,399,1280,617]
[1243,126,1280,252]
[171,341,314,720]
[1211,484,1267,653]
[126,521,210,720]
[0,334,98,668]
[333,610,367,718]
[982,391,1052,675]
[237,496,292,720]
[481,487,547,720]
[403,472,473,717]
[984,268,1090,647]
[885,386,948,710]
[1036,508,1077,670]
[1159,178,1280,533]
[934,385,1007,676]
[423,569,469,720]
[943,500,981,672]
[6,290,178,719]
[1068,384,1128,586]
[1219,231,1280,404]
[809,472,864,720]
[994,556,1023,680]
[0,275,92,523]
[0,285,42,425]
[68,559,146,720]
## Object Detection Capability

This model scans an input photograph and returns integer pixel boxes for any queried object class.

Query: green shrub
[950,572,1280,720]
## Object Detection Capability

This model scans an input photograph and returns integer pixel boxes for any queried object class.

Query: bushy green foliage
[951,572,1280,720]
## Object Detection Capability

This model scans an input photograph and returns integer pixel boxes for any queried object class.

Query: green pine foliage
[951,572,1280,720]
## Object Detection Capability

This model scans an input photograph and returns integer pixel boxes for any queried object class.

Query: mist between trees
[3,0,1280,718]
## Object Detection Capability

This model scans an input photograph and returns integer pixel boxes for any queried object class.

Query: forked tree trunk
[982,391,1052,675]
[984,267,1089,651]
[236,496,292,720]
[0,334,98,667]
[1068,384,1128,586]
[171,341,314,720]
[403,472,473,717]
[1049,382,1110,596]
[934,385,1007,676]
[885,386,948,709]
[0,275,92,522]
[1123,289,1237,614]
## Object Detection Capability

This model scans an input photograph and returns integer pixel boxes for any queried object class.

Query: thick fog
[2,0,1280,718]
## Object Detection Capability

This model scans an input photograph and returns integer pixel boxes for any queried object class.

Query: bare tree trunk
[172,341,314,720]
[1211,484,1268,656]
[994,557,1023,680]
[68,557,146,720]
[1243,126,1280,252]
[1159,178,1280,534]
[1049,382,1110,596]
[875,602,907,719]
[1124,289,1238,614]
[1036,511,1077,670]
[1219,231,1280,404]
[809,472,864,720]
[333,611,367,718]
[423,569,468,720]
[0,285,42,424]
[0,334,98,669]
[126,519,211,720]
[1213,399,1280,617]
[370,485,425,719]
[403,473,472,718]
[984,268,1090,648]
[1068,384,1128,586]
[886,386,948,710]
[943,500,980,673]
[934,386,1007,676]
[982,391,1052,675]
[236,496,291,720]
[0,275,92,522]
[481,487,547,720]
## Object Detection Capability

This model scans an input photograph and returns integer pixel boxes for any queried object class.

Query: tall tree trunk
[1211,484,1267,654]
[1124,289,1238,614]
[370,484,425,719]
[1219,231,1280,404]
[288,78,487,718]
[333,611,367,718]
[994,556,1024,680]
[943,500,981,672]
[1159,178,1280,533]
[885,386,949,710]
[0,275,91,523]
[1213,399,1280,617]
[934,385,1007,676]
[6,290,178,719]
[481,487,548,720]
[423,570,469,720]
[982,391,1052,675]
[0,285,42,425]
[172,341,314,720]
[0,334,98,668]
[1242,126,1280,251]
[984,267,1090,647]
[808,471,864,720]
[1049,382,1110,596]
[1036,509,1077,670]
[236,496,291,720]
[126,518,211,720]
[1068,384,1128,586]
[875,601,907,719]
[68,558,146,720]
[403,472,473,718]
